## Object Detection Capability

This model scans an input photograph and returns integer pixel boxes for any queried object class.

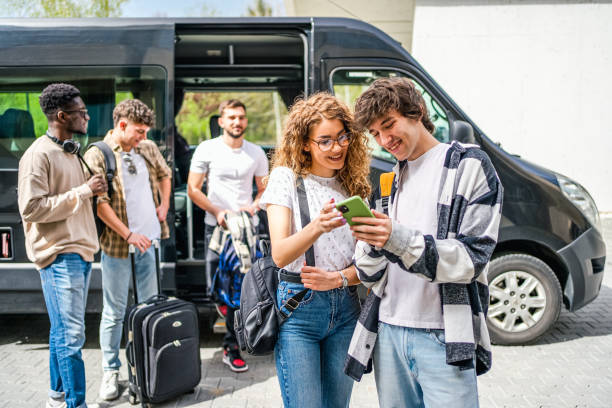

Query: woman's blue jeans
[275,280,361,408]
[39,253,92,408]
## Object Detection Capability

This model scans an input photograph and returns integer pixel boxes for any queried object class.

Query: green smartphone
[335,195,374,226]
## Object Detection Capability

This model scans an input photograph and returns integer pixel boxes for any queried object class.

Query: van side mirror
[450,120,476,144]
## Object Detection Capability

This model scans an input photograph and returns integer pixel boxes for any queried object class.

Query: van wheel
[486,253,562,345]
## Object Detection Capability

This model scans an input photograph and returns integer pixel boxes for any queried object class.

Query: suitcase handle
[129,240,162,304]
[143,294,169,305]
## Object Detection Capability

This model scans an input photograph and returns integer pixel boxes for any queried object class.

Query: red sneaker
[223,347,249,372]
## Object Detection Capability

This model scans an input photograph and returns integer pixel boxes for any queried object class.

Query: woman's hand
[312,198,346,235]
[301,264,342,291]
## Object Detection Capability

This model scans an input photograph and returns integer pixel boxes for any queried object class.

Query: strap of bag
[379,172,395,216]
[89,141,116,196]
[296,176,315,266]
[279,175,313,318]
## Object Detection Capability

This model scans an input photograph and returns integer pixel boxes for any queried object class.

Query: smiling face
[62,96,90,136]
[219,106,248,139]
[368,110,427,162]
[304,118,349,177]
[117,119,150,151]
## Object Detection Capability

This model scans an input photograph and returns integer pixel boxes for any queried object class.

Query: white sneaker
[46,397,67,408]
[99,370,120,401]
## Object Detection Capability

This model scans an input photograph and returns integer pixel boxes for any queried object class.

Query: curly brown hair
[113,99,155,127]
[271,92,371,199]
[354,77,434,133]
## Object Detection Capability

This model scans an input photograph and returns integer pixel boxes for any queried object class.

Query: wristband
[126,231,132,241]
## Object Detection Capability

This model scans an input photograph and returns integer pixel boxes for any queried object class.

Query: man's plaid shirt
[83,130,172,258]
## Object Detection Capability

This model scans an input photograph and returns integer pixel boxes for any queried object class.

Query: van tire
[486,253,562,345]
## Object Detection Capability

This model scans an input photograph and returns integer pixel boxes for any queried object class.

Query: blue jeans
[374,323,479,408]
[275,281,360,408]
[39,253,92,408]
[99,247,158,371]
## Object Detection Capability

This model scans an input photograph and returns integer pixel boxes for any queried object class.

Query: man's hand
[239,205,257,216]
[156,201,169,222]
[87,174,107,196]
[128,232,151,253]
[215,209,230,229]
[313,199,346,234]
[301,264,342,291]
[350,209,392,248]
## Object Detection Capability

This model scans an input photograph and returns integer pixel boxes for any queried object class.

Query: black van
[0,17,605,345]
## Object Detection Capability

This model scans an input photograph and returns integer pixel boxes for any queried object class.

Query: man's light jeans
[374,323,479,408]
[99,246,157,371]
[39,253,92,408]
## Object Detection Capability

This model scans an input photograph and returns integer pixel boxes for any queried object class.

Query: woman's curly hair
[271,92,371,199]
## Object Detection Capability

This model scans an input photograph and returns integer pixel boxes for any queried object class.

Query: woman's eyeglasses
[122,153,137,175]
[311,132,351,152]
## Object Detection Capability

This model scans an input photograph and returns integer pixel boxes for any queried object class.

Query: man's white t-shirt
[379,142,450,329]
[190,137,269,226]
[121,151,161,240]
[259,166,355,273]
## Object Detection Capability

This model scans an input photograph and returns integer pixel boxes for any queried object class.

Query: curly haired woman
[259,93,371,408]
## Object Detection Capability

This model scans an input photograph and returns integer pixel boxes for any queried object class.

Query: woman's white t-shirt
[259,166,355,273]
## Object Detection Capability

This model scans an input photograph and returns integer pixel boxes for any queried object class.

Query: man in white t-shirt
[187,99,268,372]
[346,78,502,408]
[84,99,172,401]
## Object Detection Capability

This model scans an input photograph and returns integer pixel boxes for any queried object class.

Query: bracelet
[126,231,132,241]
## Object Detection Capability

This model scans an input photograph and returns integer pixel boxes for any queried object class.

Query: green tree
[247,0,273,17]
[5,0,127,17]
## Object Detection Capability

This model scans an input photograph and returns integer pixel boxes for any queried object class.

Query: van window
[331,69,450,162]
[0,66,167,164]
[175,90,288,148]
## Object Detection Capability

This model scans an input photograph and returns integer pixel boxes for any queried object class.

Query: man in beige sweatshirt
[18,83,106,408]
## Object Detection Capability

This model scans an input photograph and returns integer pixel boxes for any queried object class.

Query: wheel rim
[488,270,547,333]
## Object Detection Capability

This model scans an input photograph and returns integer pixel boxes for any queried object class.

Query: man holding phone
[344,77,503,408]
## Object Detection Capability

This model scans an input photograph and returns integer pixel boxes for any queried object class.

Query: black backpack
[234,176,312,356]
[87,141,115,236]
[234,256,283,355]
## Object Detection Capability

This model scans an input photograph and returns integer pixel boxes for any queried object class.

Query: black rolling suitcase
[124,241,201,407]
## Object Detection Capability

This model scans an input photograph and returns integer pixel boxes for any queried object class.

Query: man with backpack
[345,77,503,407]
[83,99,171,401]
[187,99,268,372]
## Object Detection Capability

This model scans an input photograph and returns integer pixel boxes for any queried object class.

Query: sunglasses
[122,153,137,175]
[311,132,351,152]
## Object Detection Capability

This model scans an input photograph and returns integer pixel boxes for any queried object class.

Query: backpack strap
[278,175,313,318]
[379,172,395,216]
[89,141,116,197]
[296,176,315,267]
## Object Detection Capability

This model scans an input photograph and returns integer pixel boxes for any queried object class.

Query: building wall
[284,0,416,52]
[412,0,612,211]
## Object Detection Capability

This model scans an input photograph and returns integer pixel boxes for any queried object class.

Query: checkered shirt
[83,130,171,258]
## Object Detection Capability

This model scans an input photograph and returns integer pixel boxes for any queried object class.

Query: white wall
[413,0,612,211]
[284,0,416,51]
